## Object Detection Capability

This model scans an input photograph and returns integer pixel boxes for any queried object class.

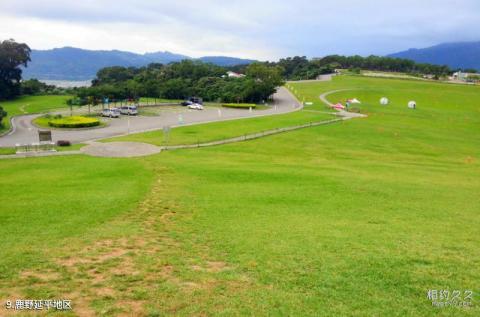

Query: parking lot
[0,87,301,147]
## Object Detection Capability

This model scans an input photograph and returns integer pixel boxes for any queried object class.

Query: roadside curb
[0,115,16,137]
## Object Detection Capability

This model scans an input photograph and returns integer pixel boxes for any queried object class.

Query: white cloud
[0,0,479,59]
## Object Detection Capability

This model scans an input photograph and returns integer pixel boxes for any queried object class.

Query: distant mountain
[199,56,256,67]
[22,47,256,80]
[388,41,480,71]
[143,51,191,63]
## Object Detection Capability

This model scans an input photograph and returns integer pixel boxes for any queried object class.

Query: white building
[452,71,478,82]
[226,71,246,78]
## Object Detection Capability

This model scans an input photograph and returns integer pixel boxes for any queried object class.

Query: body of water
[40,80,92,88]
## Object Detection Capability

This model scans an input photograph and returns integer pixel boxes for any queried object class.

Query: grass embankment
[139,97,182,104]
[101,110,334,146]
[0,95,71,134]
[0,76,479,316]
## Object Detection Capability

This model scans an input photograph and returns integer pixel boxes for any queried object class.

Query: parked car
[120,106,138,115]
[188,103,204,110]
[182,97,203,106]
[101,108,121,118]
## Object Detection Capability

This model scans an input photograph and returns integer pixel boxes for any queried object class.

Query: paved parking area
[81,142,161,157]
[0,87,301,147]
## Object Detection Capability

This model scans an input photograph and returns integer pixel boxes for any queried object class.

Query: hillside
[22,47,256,80]
[388,41,480,71]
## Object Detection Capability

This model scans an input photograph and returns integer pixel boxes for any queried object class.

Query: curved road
[0,87,302,147]
[319,89,367,119]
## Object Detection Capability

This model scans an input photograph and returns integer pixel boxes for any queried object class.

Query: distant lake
[40,80,92,88]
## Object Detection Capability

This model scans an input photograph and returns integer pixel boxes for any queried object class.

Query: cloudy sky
[0,0,479,60]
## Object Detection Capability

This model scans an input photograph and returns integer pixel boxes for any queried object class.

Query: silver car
[120,106,139,115]
[101,108,121,118]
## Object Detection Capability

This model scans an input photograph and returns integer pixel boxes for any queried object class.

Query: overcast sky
[1,0,479,60]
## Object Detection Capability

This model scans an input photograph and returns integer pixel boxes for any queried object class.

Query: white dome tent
[408,101,416,109]
[380,97,389,105]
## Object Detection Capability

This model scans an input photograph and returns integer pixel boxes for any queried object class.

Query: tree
[245,63,284,101]
[21,79,54,95]
[0,39,31,100]
[159,78,192,99]
[0,106,6,126]
[93,66,136,86]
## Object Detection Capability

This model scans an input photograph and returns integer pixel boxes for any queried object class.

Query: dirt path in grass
[319,89,367,119]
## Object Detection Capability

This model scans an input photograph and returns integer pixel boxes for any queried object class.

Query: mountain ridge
[22,47,256,80]
[387,41,480,71]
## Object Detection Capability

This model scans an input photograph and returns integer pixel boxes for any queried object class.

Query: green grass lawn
[0,95,72,133]
[102,110,335,146]
[139,97,182,104]
[0,155,152,276]
[0,76,479,316]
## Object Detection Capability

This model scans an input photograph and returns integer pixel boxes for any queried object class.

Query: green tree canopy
[79,61,284,103]
[0,106,7,126]
[0,39,31,100]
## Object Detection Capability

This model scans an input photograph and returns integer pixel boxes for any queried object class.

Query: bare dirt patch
[20,270,61,282]
[191,261,230,273]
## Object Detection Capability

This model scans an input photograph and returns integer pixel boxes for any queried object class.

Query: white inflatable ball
[408,101,416,109]
[380,97,389,105]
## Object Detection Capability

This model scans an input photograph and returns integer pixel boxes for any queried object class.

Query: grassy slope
[0,76,478,316]
[139,76,479,315]
[0,95,71,133]
[102,111,334,146]
[0,155,152,279]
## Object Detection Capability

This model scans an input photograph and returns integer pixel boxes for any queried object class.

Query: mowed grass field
[0,76,479,316]
[0,95,71,133]
[102,110,335,146]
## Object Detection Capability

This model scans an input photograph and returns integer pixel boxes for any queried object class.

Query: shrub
[222,103,257,109]
[349,107,362,113]
[56,140,71,147]
[48,116,100,128]
[0,106,7,126]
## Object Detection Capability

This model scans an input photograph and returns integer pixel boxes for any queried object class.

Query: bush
[349,107,362,113]
[0,106,7,126]
[48,116,100,128]
[56,140,71,147]
[222,103,257,109]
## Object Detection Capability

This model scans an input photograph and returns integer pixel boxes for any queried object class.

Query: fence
[161,117,343,151]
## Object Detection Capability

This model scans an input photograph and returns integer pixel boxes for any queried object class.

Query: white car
[101,108,121,118]
[120,106,138,115]
[188,103,204,110]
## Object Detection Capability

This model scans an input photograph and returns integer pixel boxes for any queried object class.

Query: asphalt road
[0,87,302,147]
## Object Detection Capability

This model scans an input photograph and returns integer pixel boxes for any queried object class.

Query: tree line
[267,55,454,80]
[71,61,285,104]
[0,39,473,111]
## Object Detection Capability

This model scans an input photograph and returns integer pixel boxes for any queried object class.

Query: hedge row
[222,103,257,109]
[48,116,100,128]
